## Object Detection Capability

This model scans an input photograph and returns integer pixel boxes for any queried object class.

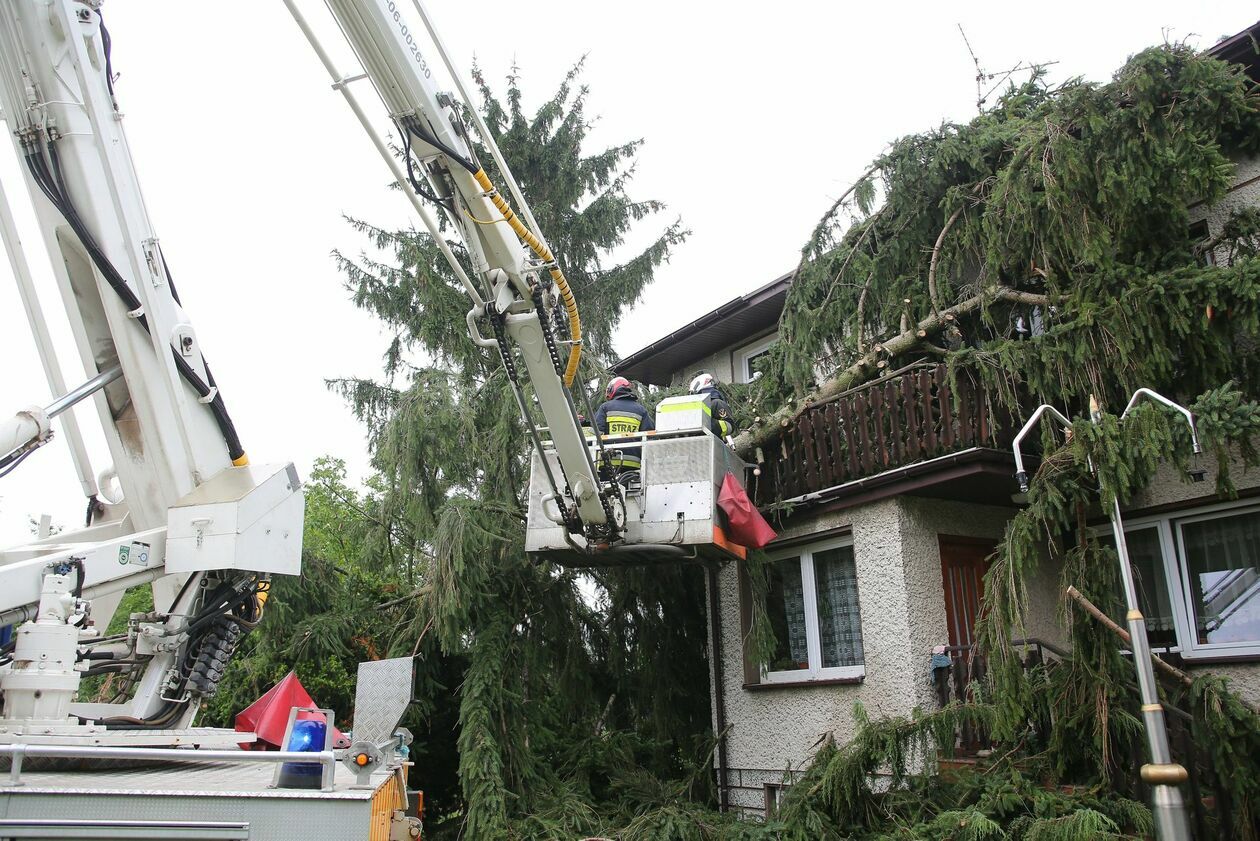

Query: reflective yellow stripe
[606,412,642,434]
[659,400,712,416]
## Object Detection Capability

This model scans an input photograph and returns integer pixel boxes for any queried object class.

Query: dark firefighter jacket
[594,394,654,469]
[696,386,735,438]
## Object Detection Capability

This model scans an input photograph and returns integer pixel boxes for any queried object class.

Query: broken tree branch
[928,205,965,318]
[735,286,1048,456]
[855,268,875,354]
[1065,585,1196,690]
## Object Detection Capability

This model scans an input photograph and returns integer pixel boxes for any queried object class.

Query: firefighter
[594,376,654,472]
[689,373,735,439]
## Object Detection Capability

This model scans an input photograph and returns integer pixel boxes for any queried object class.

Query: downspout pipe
[706,562,730,812]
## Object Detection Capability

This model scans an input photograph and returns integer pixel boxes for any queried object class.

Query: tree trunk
[735,287,1048,457]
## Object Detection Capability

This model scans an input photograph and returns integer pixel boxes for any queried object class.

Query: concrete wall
[710,446,1260,814]
[708,495,1018,816]
[1190,153,1260,263]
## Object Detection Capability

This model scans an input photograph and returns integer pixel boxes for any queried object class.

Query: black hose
[402,118,479,175]
[23,146,246,462]
[98,699,184,730]
[84,494,101,526]
[99,11,115,100]
[81,664,137,677]
[69,558,85,598]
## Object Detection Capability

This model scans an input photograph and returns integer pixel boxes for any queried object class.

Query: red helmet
[606,376,633,400]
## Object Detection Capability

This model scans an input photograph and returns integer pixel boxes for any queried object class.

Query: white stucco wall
[672,346,734,389]
[709,494,1020,812]
[710,444,1260,810]
[1189,152,1260,262]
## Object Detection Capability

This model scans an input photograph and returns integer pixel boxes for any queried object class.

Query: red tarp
[717,471,777,549]
[235,671,349,750]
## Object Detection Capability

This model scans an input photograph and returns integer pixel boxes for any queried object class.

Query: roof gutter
[766,447,1009,511]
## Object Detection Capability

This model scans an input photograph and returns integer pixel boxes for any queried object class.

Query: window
[1100,527,1178,649]
[763,538,865,682]
[1178,508,1260,647]
[764,783,785,817]
[734,333,777,384]
[1103,501,1260,659]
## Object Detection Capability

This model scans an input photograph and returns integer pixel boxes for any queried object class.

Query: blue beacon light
[276,719,327,789]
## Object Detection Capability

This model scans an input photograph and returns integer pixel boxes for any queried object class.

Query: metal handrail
[0,743,337,791]
[941,637,1068,658]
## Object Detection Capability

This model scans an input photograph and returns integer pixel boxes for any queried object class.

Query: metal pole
[1104,495,1192,840]
[1089,395,1191,841]
[1013,396,1193,840]
[0,167,99,497]
[44,365,122,418]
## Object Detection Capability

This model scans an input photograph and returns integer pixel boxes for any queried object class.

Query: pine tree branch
[735,286,1048,456]
[928,205,965,318]
[855,268,875,354]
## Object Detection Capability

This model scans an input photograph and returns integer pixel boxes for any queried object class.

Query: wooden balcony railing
[755,364,1018,504]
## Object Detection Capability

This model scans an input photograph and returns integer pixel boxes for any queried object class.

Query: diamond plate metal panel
[352,658,412,746]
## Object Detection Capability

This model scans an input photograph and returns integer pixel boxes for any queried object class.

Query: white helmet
[689,373,716,394]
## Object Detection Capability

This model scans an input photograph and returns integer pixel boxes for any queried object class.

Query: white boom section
[286,0,609,532]
[0,1,303,739]
[0,0,232,521]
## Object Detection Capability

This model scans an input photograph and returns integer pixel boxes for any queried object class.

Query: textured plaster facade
[708,495,1018,816]
[663,329,777,388]
[1189,152,1260,261]
[710,442,1260,814]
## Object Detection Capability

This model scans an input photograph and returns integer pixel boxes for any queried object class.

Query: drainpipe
[706,562,730,812]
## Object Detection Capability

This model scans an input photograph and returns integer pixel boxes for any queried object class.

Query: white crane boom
[284,0,621,544]
[0,0,302,741]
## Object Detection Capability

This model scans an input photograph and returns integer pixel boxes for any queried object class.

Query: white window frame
[761,535,865,683]
[734,332,777,384]
[1101,498,1260,661]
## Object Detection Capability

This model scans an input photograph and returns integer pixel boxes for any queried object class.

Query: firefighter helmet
[606,376,633,399]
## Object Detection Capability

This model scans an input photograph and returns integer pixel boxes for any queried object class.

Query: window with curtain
[1100,527,1177,649]
[1179,508,1260,647]
[1102,502,1260,659]
[763,539,865,682]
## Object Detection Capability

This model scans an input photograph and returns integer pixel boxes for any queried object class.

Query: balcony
[753,364,1022,508]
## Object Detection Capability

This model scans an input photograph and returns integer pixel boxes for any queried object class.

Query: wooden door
[939,537,995,650]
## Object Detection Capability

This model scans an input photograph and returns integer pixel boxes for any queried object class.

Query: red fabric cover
[234,671,349,750]
[717,471,777,549]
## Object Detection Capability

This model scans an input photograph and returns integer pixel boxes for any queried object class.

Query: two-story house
[613,20,1260,821]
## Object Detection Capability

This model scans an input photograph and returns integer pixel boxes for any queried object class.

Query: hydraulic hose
[471,168,583,387]
[23,145,247,465]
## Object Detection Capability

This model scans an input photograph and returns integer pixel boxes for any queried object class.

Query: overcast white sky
[0,1,1254,542]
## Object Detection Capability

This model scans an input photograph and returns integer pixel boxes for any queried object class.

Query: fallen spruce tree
[213,38,1260,840]
[721,34,1260,841]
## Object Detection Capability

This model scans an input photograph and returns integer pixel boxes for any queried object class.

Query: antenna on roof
[957,24,1058,113]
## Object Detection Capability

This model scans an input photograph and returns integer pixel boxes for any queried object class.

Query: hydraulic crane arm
[285,0,622,542]
[0,0,303,739]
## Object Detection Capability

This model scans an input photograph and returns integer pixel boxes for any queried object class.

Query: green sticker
[118,545,130,565]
